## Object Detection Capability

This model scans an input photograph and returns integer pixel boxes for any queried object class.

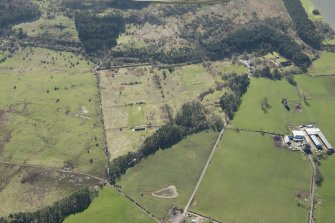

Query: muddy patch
[152,185,178,199]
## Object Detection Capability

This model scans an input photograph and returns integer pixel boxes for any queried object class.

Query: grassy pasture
[191,130,311,223]
[232,75,335,135]
[323,38,335,46]
[64,186,155,223]
[118,131,218,220]
[300,0,324,21]
[14,15,78,41]
[0,47,106,177]
[100,61,243,159]
[210,75,335,223]
[0,163,101,217]
[308,52,335,76]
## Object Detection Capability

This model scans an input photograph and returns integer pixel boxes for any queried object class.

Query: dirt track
[183,128,225,215]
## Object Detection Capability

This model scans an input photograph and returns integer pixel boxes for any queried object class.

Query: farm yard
[0,47,106,177]
[99,61,245,159]
[63,186,155,223]
[118,131,218,220]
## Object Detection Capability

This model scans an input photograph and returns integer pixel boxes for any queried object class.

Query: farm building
[292,130,305,141]
[303,127,334,153]
[310,135,323,150]
[284,135,291,144]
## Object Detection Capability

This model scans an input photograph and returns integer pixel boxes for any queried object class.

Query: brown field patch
[152,185,179,199]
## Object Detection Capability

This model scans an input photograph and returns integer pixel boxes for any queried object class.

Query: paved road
[183,128,225,215]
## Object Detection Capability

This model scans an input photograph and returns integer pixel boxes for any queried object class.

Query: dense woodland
[0,0,40,31]
[208,25,311,67]
[109,101,224,183]
[0,189,95,223]
[75,13,125,53]
[282,0,321,49]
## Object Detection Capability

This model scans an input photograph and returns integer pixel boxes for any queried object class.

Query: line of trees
[1,189,95,223]
[282,0,321,49]
[63,0,149,10]
[0,0,40,30]
[220,74,250,120]
[75,13,125,53]
[208,25,311,68]
[109,101,224,183]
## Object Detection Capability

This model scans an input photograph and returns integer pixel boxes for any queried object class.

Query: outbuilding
[284,135,291,144]
[292,130,305,141]
[310,135,323,149]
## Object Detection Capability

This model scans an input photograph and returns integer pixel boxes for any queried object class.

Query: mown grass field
[118,131,218,220]
[191,130,311,223]
[100,61,244,159]
[63,186,155,223]
[0,163,101,217]
[0,47,106,177]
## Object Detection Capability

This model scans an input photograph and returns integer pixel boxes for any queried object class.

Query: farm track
[183,128,225,215]
[306,154,316,223]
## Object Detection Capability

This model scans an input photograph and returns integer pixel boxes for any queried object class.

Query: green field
[300,0,324,21]
[323,38,335,46]
[119,131,218,220]
[64,186,155,223]
[204,75,335,223]
[0,47,106,177]
[191,130,311,223]
[308,52,335,76]
[232,76,335,136]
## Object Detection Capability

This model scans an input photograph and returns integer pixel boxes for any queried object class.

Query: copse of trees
[208,25,311,68]
[220,74,250,120]
[75,13,125,53]
[109,101,224,183]
[0,0,40,29]
[282,0,321,49]
[3,189,95,223]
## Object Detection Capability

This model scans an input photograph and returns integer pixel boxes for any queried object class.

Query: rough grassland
[191,130,311,223]
[0,163,101,217]
[64,186,154,223]
[100,62,242,159]
[14,15,78,40]
[119,131,218,220]
[0,47,106,177]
